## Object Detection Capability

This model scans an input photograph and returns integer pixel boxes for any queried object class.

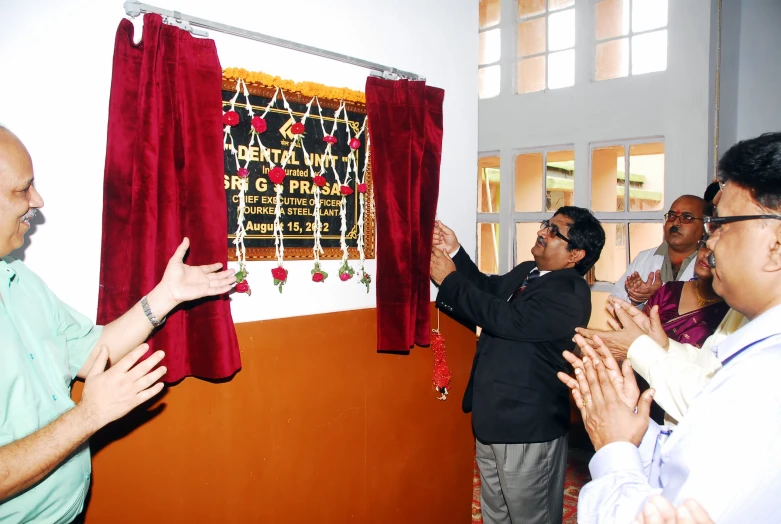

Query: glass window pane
[480,0,501,29]
[595,0,629,40]
[548,9,575,51]
[518,0,546,19]
[589,290,612,328]
[595,38,629,80]
[628,142,665,211]
[632,0,668,33]
[629,222,663,261]
[548,49,575,89]
[479,28,501,65]
[546,150,574,212]
[479,65,501,99]
[515,222,542,265]
[517,56,546,94]
[515,153,544,212]
[478,223,501,275]
[593,222,627,283]
[632,30,668,75]
[591,145,625,212]
[478,156,501,213]
[549,0,575,11]
[518,17,547,57]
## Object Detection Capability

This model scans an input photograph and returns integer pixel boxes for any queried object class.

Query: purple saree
[644,281,729,348]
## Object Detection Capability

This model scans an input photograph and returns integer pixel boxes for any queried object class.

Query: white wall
[0,0,477,323]
[735,0,781,141]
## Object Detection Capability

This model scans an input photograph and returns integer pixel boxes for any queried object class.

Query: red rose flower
[313,175,327,187]
[238,168,249,178]
[271,267,287,282]
[323,135,337,145]
[236,281,250,293]
[339,272,351,281]
[349,138,361,150]
[223,111,239,126]
[291,122,305,135]
[251,116,267,133]
[340,185,354,196]
[312,272,325,283]
[269,167,286,185]
[357,183,368,193]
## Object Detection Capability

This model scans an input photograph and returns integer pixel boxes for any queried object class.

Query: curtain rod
[123,1,423,81]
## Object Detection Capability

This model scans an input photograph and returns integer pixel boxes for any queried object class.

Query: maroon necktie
[510,269,541,302]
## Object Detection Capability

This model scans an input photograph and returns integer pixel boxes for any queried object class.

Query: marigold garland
[223,67,366,105]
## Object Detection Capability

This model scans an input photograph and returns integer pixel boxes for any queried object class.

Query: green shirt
[0,258,102,524]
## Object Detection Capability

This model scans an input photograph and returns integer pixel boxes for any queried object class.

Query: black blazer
[437,250,592,444]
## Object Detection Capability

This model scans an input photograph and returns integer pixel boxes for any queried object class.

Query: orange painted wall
[72,304,477,523]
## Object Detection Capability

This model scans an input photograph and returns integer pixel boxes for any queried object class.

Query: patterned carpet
[471,447,593,523]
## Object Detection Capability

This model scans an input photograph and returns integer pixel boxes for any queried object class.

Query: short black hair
[719,132,781,212]
[553,206,606,275]
[703,181,721,204]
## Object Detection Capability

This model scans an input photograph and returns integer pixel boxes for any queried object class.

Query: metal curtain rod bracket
[123,1,424,81]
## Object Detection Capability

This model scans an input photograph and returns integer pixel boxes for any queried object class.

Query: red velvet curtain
[97,14,241,382]
[366,77,444,352]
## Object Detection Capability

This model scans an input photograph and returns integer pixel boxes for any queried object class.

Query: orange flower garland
[223,67,366,105]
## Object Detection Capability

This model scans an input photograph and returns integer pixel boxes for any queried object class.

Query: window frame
[592,0,669,81]
[588,136,666,292]
[479,4,502,99]
[515,0,576,95]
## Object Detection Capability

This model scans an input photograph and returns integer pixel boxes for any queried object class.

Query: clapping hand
[626,270,662,305]
[79,344,166,431]
[557,334,654,451]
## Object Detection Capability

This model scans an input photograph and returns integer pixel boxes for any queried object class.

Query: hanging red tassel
[431,330,453,400]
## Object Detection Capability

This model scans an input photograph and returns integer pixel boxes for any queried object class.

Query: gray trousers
[476,434,568,524]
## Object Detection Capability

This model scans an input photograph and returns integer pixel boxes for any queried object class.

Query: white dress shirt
[627,308,748,423]
[611,244,696,303]
[578,304,781,523]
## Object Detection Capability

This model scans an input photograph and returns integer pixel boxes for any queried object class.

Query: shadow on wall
[12,210,45,261]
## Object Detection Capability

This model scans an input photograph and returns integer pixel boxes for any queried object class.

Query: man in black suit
[430,207,605,524]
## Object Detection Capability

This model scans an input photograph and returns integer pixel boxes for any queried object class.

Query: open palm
[160,238,237,304]
[564,334,641,409]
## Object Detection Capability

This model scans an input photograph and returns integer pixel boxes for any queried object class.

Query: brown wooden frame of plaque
[223,80,375,261]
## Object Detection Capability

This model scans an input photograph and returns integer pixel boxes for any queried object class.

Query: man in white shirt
[611,195,706,306]
[560,132,781,523]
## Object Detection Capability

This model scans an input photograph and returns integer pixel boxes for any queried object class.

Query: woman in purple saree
[644,240,729,348]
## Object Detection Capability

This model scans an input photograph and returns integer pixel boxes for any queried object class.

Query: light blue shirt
[0,258,102,523]
[578,303,781,523]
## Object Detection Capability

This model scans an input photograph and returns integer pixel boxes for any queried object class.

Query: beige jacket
[627,308,748,423]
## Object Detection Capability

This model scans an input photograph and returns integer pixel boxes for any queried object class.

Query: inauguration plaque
[223,80,375,261]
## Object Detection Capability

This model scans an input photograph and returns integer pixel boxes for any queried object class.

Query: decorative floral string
[304,98,345,283]
[354,118,371,292]
[229,81,279,296]
[256,89,314,292]
[333,109,366,282]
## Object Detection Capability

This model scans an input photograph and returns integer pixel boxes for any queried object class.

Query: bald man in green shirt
[0,126,237,523]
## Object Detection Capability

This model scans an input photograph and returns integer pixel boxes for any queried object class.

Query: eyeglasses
[664,212,704,224]
[696,239,709,250]
[540,219,571,244]
[703,215,781,235]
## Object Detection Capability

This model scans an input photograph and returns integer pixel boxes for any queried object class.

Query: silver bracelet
[141,295,165,328]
